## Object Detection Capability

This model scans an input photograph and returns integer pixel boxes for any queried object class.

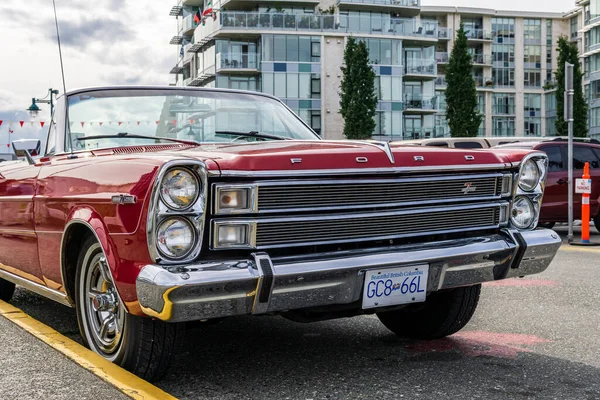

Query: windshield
[66,89,319,151]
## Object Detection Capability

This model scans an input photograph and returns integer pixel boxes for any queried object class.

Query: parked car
[394,136,541,149]
[0,86,561,381]
[495,137,600,230]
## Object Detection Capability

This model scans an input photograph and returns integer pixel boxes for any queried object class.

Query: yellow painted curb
[0,300,177,400]
[559,245,600,252]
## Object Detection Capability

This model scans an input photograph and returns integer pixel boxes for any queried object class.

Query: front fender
[61,206,144,314]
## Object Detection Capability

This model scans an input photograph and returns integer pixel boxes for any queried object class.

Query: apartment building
[168,1,569,140]
[576,0,600,139]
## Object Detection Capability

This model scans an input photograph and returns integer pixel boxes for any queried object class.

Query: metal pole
[566,62,574,243]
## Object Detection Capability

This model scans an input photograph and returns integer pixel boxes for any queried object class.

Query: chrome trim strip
[146,160,208,264]
[211,202,506,250]
[245,173,505,187]
[217,201,505,225]
[216,163,512,177]
[0,228,37,237]
[211,173,508,215]
[344,140,395,164]
[0,267,72,307]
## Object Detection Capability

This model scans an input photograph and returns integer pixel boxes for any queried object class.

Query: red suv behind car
[496,137,600,230]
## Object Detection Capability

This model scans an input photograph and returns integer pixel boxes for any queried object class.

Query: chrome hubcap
[85,255,124,355]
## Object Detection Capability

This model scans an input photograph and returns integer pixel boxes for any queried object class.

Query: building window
[524,93,542,116]
[377,76,402,101]
[263,35,321,62]
[545,92,557,111]
[591,108,600,128]
[524,69,542,87]
[492,17,515,42]
[546,117,557,136]
[493,93,515,115]
[492,44,515,65]
[571,16,578,40]
[477,93,485,114]
[262,72,320,99]
[492,116,516,136]
[374,111,403,137]
[523,45,542,66]
[362,38,402,65]
[591,81,600,100]
[524,117,542,136]
[524,19,541,41]
[492,68,515,87]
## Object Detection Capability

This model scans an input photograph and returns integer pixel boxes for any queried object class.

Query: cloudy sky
[0,0,575,149]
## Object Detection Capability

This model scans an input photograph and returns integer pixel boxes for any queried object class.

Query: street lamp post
[27,88,59,118]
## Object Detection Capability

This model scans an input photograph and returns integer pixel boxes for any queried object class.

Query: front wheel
[75,236,178,381]
[376,284,481,339]
[0,278,15,302]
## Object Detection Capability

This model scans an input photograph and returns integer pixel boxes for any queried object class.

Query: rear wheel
[0,278,15,302]
[75,236,178,381]
[376,284,481,339]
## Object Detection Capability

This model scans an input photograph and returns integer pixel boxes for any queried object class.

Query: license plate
[362,265,429,309]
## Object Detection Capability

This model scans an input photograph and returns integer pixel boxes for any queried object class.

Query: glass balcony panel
[217,52,259,70]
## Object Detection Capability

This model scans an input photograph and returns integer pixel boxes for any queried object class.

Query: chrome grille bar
[211,202,507,250]
[254,173,505,214]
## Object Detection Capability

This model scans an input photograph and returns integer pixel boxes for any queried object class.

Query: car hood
[158,140,521,175]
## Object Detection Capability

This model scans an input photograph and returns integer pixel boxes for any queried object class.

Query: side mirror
[12,139,41,165]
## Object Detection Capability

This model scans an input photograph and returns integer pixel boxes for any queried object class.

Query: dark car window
[540,145,565,172]
[425,142,449,147]
[454,142,484,149]
[573,146,600,169]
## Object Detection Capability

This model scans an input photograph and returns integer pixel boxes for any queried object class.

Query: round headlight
[518,159,540,192]
[511,196,535,229]
[156,218,195,259]
[160,168,199,210]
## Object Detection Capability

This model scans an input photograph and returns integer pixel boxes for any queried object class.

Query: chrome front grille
[251,203,505,249]
[255,173,505,213]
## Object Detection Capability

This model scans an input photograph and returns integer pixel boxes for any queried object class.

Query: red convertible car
[0,87,561,381]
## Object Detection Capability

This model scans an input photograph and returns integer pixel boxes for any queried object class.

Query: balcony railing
[405,59,436,75]
[181,14,198,35]
[436,52,448,63]
[337,0,420,6]
[435,75,447,86]
[492,128,517,137]
[216,52,259,71]
[465,29,492,41]
[218,12,438,38]
[404,95,437,110]
[403,129,439,139]
[474,76,495,88]
[492,105,516,115]
[543,79,557,90]
[438,27,450,39]
[471,53,492,65]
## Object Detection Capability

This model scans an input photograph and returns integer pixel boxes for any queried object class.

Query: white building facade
[169,1,571,140]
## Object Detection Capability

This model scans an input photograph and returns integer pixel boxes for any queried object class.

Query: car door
[0,159,43,284]
[537,144,568,222]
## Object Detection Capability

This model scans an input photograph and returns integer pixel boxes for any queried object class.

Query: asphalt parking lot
[3,224,600,399]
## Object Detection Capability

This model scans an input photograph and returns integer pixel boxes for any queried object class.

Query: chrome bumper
[136,229,561,322]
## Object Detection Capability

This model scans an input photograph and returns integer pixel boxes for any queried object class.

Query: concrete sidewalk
[0,315,129,400]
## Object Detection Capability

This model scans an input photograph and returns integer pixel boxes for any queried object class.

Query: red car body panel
[0,141,536,315]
